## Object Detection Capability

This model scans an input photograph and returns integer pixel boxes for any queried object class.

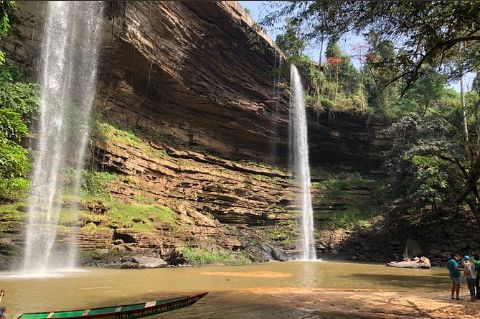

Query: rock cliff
[0,1,389,266]
[4,1,387,167]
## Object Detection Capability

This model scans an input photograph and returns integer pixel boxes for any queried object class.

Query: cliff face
[0,1,388,265]
[4,1,387,167]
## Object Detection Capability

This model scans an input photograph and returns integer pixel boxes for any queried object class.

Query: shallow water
[0,261,449,318]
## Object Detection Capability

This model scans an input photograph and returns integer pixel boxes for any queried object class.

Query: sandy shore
[243,287,480,318]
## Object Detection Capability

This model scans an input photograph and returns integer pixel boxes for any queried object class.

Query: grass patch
[81,222,112,235]
[95,121,142,148]
[81,171,118,199]
[107,202,176,232]
[63,169,118,200]
[180,246,250,265]
[94,121,168,159]
[0,203,23,221]
[134,193,156,205]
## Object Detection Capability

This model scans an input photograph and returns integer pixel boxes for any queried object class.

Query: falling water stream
[22,1,103,275]
[289,65,316,260]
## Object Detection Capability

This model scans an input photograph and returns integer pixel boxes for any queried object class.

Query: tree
[385,113,465,215]
[0,0,15,65]
[275,21,305,61]
[263,1,480,221]
[262,1,480,92]
[363,31,400,112]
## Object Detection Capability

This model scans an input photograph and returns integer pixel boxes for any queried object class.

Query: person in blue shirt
[447,254,463,300]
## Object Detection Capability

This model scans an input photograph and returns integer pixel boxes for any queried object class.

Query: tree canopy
[265,1,480,225]
[263,1,480,92]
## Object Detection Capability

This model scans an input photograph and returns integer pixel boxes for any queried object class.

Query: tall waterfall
[22,2,103,274]
[289,65,317,261]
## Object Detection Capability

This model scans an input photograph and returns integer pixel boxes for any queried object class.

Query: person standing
[463,256,477,302]
[447,254,463,300]
[0,289,5,319]
[474,254,480,299]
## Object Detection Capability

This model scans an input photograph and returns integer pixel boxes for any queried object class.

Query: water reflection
[0,261,449,318]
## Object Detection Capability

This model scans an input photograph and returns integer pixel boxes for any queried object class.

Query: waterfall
[289,65,317,261]
[22,1,103,274]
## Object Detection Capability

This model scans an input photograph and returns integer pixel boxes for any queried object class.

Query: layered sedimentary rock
[4,1,387,167]
[0,1,388,265]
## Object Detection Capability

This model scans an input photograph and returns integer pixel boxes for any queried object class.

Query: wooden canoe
[15,292,208,319]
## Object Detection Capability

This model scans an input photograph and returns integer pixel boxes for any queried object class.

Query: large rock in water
[132,256,168,268]
[386,257,431,269]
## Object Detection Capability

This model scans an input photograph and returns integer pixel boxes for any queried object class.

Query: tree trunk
[456,153,480,203]
[465,199,480,227]
[460,72,469,142]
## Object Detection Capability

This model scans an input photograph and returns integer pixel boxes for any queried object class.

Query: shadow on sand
[341,273,450,290]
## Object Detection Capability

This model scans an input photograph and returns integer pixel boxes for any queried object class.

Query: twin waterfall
[289,65,317,261]
[22,2,103,274]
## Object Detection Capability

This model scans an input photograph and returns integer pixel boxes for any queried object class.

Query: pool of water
[0,261,449,318]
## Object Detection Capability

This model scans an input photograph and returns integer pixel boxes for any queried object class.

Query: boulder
[132,256,168,268]
[386,256,431,269]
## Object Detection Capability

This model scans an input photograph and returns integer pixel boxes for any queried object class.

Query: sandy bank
[244,287,480,318]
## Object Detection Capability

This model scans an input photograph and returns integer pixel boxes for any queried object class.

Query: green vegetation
[0,0,15,67]
[264,1,480,226]
[0,203,21,221]
[81,222,111,235]
[311,169,382,229]
[275,23,366,113]
[93,120,168,159]
[63,166,177,234]
[80,170,118,199]
[264,222,298,248]
[0,2,39,201]
[95,121,142,148]
[76,200,177,233]
[180,245,250,265]
[264,1,480,92]
[106,202,176,232]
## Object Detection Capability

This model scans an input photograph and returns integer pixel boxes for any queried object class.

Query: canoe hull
[108,293,206,319]
[17,292,208,319]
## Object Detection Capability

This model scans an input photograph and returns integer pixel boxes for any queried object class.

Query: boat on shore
[15,292,208,319]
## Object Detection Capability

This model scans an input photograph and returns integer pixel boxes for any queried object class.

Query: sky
[239,1,473,91]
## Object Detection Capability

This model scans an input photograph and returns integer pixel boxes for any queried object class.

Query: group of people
[447,254,480,301]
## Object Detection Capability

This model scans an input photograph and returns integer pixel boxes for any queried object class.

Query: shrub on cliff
[0,64,38,202]
[0,0,38,201]
[0,65,38,201]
